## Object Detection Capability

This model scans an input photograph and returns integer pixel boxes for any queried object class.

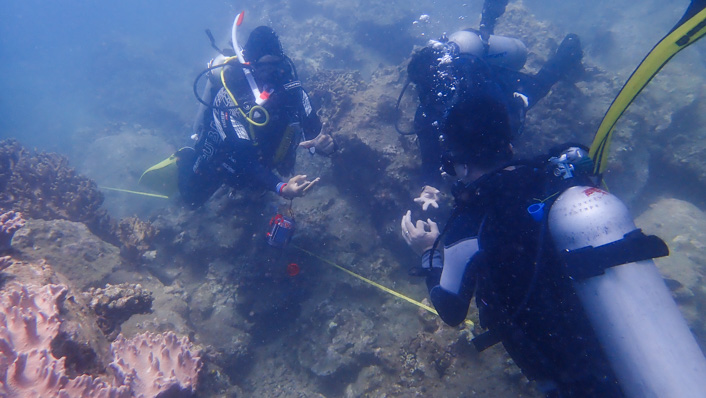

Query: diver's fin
[138,151,182,197]
[589,0,706,176]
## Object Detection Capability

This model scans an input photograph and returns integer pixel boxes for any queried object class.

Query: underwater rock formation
[636,198,706,349]
[11,219,122,291]
[0,210,25,252]
[83,283,154,340]
[0,281,201,397]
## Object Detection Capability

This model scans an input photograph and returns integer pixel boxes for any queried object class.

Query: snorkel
[232,11,272,106]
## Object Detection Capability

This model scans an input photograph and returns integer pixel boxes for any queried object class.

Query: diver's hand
[401,210,439,255]
[300,133,336,155]
[280,175,320,199]
[413,186,442,211]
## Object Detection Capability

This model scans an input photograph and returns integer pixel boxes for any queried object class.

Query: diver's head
[440,95,513,180]
[243,26,284,63]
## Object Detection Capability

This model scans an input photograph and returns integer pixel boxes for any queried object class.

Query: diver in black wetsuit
[401,91,626,396]
[404,0,583,186]
[399,59,706,395]
[178,26,336,209]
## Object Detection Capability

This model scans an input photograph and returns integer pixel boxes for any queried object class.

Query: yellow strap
[293,244,475,328]
[99,186,169,199]
[589,6,706,175]
[220,63,269,129]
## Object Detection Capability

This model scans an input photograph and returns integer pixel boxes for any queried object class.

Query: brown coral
[116,216,158,262]
[0,139,117,246]
[83,283,154,340]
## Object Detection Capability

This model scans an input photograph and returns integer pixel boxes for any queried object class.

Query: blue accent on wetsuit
[421,162,623,397]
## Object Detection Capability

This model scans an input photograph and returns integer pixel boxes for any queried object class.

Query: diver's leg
[176,148,221,209]
[532,34,584,99]
[502,34,584,109]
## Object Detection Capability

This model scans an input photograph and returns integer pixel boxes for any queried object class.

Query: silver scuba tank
[448,30,527,71]
[192,54,230,139]
[548,186,706,398]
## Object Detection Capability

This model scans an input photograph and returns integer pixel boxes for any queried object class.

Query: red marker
[286,263,300,277]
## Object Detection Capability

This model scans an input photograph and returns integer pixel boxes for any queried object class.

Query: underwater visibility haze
[2,0,706,396]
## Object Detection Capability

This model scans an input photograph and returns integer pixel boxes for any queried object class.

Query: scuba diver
[401,0,583,186]
[177,22,336,209]
[399,81,706,396]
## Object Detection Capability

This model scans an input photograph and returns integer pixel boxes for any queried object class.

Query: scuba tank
[548,185,706,398]
[448,30,527,71]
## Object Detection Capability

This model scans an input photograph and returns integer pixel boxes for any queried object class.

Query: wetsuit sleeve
[225,138,284,194]
[424,236,480,327]
[300,89,323,140]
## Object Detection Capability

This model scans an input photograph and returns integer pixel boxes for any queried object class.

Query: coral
[0,210,25,251]
[83,283,154,340]
[0,139,118,246]
[0,282,202,397]
[110,332,203,398]
[0,256,12,272]
[116,216,158,262]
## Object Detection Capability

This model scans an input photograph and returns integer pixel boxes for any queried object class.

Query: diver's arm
[299,89,337,155]
[425,236,479,327]
[300,89,323,140]
[480,0,510,41]
[226,138,284,194]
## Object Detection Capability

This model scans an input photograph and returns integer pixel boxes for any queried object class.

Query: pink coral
[0,283,202,397]
[0,256,12,272]
[110,332,203,398]
[0,210,25,251]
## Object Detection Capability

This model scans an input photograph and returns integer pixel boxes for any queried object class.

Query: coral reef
[0,210,25,251]
[110,331,202,398]
[0,256,12,272]
[83,283,154,340]
[116,216,158,263]
[0,281,201,397]
[0,139,118,246]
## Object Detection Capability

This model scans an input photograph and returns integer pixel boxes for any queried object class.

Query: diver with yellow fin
[142,12,335,215]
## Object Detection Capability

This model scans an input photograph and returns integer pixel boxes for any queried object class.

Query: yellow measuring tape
[95,185,474,328]
[293,244,474,328]
[99,186,169,199]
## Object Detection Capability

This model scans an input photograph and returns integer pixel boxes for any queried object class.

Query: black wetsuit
[178,60,322,208]
[421,159,624,397]
[409,0,582,184]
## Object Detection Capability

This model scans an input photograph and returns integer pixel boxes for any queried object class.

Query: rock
[636,198,706,345]
[12,219,121,290]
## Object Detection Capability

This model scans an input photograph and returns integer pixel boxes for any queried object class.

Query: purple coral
[0,210,25,251]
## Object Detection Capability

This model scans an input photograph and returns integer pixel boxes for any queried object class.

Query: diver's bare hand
[401,210,439,255]
[300,133,336,155]
[280,175,320,199]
